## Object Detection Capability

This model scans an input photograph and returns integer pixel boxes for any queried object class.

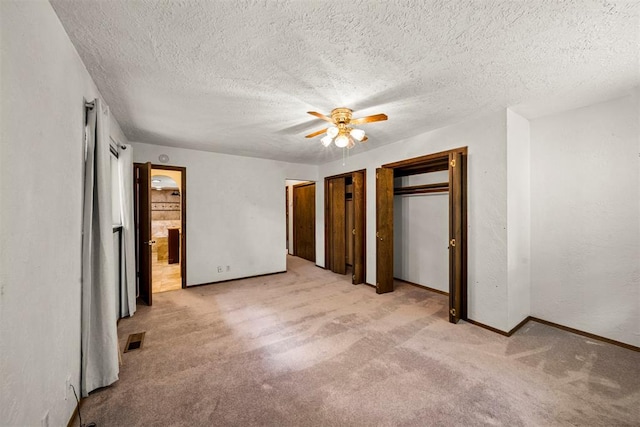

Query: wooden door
[448,152,464,323]
[293,182,316,262]
[376,168,394,294]
[285,187,289,252]
[345,199,354,265]
[327,178,346,274]
[352,171,365,284]
[134,162,152,306]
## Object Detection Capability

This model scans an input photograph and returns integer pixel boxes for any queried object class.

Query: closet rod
[395,188,449,195]
[394,182,449,195]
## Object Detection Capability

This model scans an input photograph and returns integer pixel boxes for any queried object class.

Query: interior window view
[150,170,182,293]
[3,2,639,427]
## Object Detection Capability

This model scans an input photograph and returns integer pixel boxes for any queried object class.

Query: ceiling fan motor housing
[331,107,353,125]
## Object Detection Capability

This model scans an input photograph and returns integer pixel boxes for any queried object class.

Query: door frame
[377,147,468,323]
[324,169,367,284]
[134,163,188,294]
[151,164,187,289]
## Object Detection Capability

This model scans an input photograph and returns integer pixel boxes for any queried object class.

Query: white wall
[1,9,633,427]
[506,109,531,329]
[393,172,449,292]
[133,143,316,285]
[0,1,127,425]
[530,92,640,347]
[317,110,510,330]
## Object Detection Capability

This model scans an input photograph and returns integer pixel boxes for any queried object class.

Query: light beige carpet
[74,256,640,426]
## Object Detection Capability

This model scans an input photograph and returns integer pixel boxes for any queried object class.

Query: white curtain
[118,143,137,317]
[81,98,119,396]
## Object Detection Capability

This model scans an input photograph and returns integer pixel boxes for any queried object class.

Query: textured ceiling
[50,0,639,164]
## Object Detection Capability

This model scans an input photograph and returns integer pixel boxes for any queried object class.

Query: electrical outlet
[217,266,223,273]
[41,411,49,427]
[226,265,230,272]
[65,375,71,400]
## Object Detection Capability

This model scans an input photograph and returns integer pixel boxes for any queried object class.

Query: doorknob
[145,240,156,246]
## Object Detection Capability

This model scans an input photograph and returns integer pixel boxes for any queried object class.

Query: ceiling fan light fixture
[306,108,387,152]
[327,126,339,138]
[334,134,349,148]
[350,128,365,141]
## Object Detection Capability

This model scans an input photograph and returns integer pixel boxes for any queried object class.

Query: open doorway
[285,180,316,263]
[324,170,366,284]
[150,168,183,293]
[134,163,187,306]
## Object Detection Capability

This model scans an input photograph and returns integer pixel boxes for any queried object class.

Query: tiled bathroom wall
[152,189,181,237]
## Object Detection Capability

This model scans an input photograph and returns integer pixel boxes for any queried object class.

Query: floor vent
[124,332,146,352]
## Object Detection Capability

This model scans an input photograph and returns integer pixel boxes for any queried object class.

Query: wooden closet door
[327,178,346,274]
[448,152,463,323]
[293,183,316,262]
[376,168,394,294]
[352,171,365,284]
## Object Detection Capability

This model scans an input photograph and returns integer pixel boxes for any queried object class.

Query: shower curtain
[81,98,119,396]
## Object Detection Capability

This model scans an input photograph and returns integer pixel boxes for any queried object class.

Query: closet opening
[376,147,467,323]
[394,170,450,302]
[324,170,366,284]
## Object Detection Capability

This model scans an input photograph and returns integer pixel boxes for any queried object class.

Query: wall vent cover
[124,332,146,352]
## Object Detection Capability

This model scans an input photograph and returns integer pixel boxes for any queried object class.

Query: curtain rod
[110,141,128,151]
[86,101,128,151]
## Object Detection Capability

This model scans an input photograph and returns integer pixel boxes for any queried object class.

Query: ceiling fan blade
[305,128,328,138]
[350,113,388,125]
[360,135,369,143]
[307,111,334,123]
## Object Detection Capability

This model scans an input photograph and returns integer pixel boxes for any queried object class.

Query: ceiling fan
[305,107,388,149]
